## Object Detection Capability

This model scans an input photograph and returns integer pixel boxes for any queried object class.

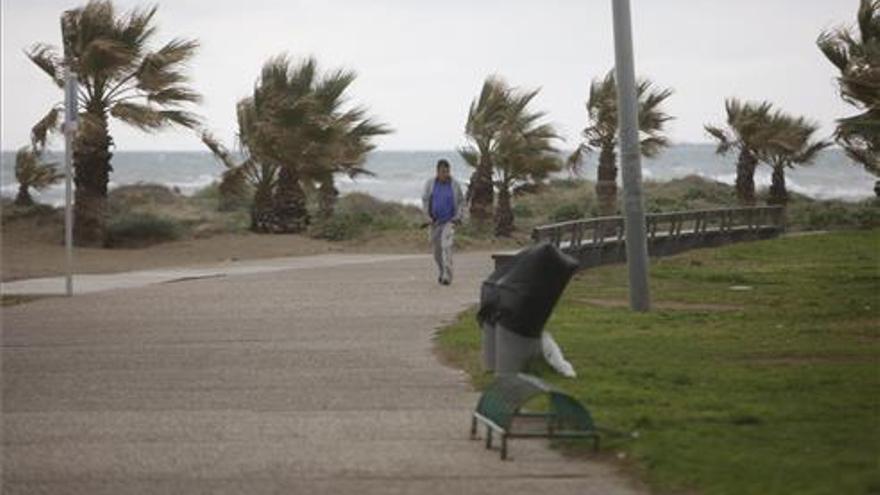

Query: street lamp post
[61,11,78,297]
[611,0,651,311]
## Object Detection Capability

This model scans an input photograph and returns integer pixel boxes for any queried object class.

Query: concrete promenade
[2,253,643,494]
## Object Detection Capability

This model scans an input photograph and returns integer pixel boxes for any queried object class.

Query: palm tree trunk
[73,110,113,247]
[14,184,34,207]
[735,148,758,206]
[494,184,514,237]
[469,153,494,224]
[273,165,310,233]
[318,180,339,219]
[596,144,618,216]
[251,182,275,232]
[768,164,788,206]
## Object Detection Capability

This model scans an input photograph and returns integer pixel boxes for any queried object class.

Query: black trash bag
[478,243,579,338]
[477,250,524,326]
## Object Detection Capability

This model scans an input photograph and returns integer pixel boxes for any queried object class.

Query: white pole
[611,0,651,311]
[61,12,77,297]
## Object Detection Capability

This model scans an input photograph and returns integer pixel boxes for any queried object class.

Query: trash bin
[477,253,518,371]
[477,243,579,374]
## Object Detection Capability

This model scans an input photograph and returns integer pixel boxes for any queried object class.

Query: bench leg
[501,434,508,460]
[485,426,493,449]
[470,417,478,439]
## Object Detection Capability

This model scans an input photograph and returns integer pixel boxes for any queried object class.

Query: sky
[0,0,860,151]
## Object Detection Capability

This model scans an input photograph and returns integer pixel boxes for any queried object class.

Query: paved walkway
[2,253,644,494]
[1,254,425,295]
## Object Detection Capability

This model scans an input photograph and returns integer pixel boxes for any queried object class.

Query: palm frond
[110,102,199,130]
[15,146,64,191]
[31,107,63,150]
[458,145,480,168]
[146,86,201,105]
[201,132,238,170]
[640,135,670,158]
[566,143,590,176]
[135,38,199,93]
[25,44,64,88]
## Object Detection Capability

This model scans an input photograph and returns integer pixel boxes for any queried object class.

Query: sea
[1,145,875,207]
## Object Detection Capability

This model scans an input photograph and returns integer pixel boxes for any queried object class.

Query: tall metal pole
[61,11,78,297]
[611,0,651,311]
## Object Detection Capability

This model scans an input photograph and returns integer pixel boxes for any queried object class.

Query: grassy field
[437,230,880,495]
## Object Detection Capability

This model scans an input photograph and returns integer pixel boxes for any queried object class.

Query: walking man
[422,159,465,285]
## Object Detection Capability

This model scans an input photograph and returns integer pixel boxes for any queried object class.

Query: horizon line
[0,142,741,153]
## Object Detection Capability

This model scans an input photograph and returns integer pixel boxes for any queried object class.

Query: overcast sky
[0,0,859,151]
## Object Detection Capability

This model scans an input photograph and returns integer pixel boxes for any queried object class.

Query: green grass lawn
[437,229,880,495]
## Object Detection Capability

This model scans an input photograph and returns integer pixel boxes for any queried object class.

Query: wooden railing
[531,206,785,251]
[492,207,785,269]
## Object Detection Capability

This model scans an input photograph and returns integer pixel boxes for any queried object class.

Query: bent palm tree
[301,89,391,220]
[760,114,830,205]
[818,0,880,194]
[210,56,389,233]
[27,0,200,245]
[251,56,389,232]
[463,77,510,225]
[202,98,281,230]
[568,71,672,216]
[705,99,786,205]
[460,79,562,236]
[14,146,63,206]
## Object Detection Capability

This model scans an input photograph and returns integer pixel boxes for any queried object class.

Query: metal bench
[470,373,600,460]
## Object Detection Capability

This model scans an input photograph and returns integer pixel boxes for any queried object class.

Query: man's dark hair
[436,159,451,170]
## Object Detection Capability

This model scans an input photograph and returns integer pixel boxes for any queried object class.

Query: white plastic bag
[541,332,577,378]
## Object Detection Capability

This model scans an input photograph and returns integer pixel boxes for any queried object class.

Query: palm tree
[760,114,831,205]
[463,77,511,225]
[27,0,201,245]
[302,102,390,220]
[13,146,63,206]
[202,99,280,231]
[568,71,673,216]
[705,99,788,206]
[243,57,320,233]
[252,56,389,232]
[818,0,880,195]
[205,56,389,232]
[460,78,562,236]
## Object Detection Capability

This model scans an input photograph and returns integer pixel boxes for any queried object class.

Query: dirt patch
[1,295,59,307]
[575,298,744,312]
[740,354,877,366]
[1,218,511,282]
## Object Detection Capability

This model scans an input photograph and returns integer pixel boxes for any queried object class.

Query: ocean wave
[336,175,383,185]
[2,158,874,206]
[167,173,220,193]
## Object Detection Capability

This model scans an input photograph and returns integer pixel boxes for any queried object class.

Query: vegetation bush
[512,203,534,218]
[308,193,423,241]
[787,200,880,231]
[1,200,58,223]
[105,212,184,248]
[310,213,367,241]
[549,202,585,222]
[108,183,181,215]
[191,183,221,206]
